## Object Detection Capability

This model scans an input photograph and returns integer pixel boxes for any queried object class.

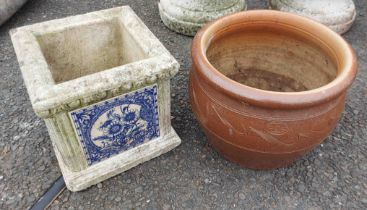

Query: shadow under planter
[10,6,181,191]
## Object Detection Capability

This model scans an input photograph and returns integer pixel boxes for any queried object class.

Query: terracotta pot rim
[191,10,357,109]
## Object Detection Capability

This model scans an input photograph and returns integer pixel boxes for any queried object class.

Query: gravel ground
[0,0,366,209]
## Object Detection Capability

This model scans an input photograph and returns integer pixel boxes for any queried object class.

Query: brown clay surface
[190,10,357,169]
[226,68,308,92]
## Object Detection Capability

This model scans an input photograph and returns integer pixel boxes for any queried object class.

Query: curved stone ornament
[158,0,247,36]
[269,0,356,34]
[0,0,28,26]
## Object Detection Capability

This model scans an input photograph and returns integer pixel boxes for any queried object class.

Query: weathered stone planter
[10,6,181,191]
[269,0,356,34]
[158,0,247,36]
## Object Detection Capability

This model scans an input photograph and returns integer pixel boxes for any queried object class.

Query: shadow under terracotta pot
[189,10,357,169]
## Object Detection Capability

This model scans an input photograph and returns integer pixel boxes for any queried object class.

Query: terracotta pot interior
[206,26,338,92]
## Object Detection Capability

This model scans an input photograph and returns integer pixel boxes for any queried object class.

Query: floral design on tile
[70,85,160,165]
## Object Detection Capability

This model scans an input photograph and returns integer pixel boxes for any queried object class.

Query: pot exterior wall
[189,67,346,169]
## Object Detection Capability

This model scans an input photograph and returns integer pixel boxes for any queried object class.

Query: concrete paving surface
[0,0,366,209]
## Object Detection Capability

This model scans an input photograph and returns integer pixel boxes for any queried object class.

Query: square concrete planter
[10,6,181,191]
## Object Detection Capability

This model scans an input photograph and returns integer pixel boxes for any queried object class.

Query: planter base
[269,0,356,34]
[54,127,180,192]
[158,0,246,36]
[158,4,202,37]
[0,0,28,26]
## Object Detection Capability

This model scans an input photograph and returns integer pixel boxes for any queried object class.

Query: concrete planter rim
[191,10,357,109]
[10,6,179,117]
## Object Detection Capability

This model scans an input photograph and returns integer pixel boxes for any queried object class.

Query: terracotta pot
[189,10,357,169]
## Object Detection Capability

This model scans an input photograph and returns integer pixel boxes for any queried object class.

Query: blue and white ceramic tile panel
[70,85,160,166]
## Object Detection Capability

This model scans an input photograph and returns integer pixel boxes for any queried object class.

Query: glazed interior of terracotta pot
[206,27,338,92]
[36,19,149,84]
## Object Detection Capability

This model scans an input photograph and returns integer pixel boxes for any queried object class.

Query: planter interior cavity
[11,6,181,191]
[36,18,149,83]
[206,27,338,92]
